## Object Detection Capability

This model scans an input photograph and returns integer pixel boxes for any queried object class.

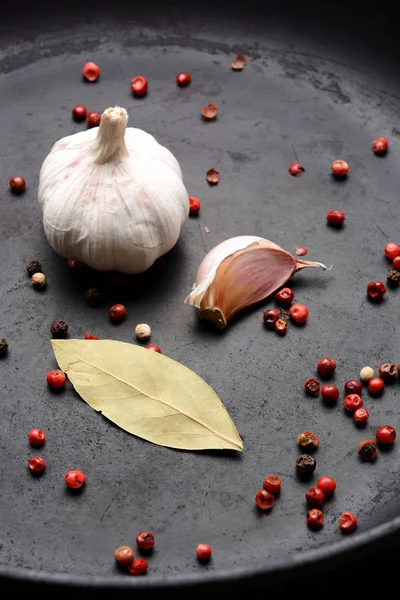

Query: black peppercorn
[296,454,316,477]
[0,338,8,357]
[378,363,397,382]
[387,270,400,286]
[51,319,69,339]
[358,439,378,461]
[26,260,42,276]
[84,287,101,307]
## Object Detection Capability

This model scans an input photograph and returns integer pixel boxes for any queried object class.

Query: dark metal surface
[1,0,400,593]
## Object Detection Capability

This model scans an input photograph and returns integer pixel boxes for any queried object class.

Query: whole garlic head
[38,106,189,273]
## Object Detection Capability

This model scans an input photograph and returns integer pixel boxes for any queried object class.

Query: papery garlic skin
[39,107,189,273]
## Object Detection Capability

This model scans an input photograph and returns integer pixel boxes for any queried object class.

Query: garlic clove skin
[39,106,189,274]
[186,236,329,329]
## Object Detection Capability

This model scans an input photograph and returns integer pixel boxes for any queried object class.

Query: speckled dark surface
[1,0,400,594]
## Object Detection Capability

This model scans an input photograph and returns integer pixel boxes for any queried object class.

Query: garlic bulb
[38,106,189,273]
[186,236,329,328]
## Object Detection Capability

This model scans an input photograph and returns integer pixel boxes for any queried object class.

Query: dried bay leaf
[51,339,243,452]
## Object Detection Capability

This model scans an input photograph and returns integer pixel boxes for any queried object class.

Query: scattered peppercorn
[344,379,363,395]
[136,532,155,551]
[368,377,384,395]
[289,303,308,324]
[275,287,294,306]
[354,408,369,425]
[255,489,275,510]
[358,439,378,461]
[31,272,47,290]
[189,196,201,216]
[67,259,85,269]
[28,456,46,473]
[109,304,127,323]
[114,545,134,567]
[84,287,101,307]
[331,159,349,177]
[176,72,191,86]
[295,246,308,256]
[206,168,220,185]
[392,256,400,270]
[196,544,212,562]
[304,377,320,396]
[129,558,148,575]
[9,176,26,193]
[367,281,387,301]
[376,425,396,445]
[135,323,152,341]
[305,487,325,508]
[86,111,101,128]
[344,394,363,413]
[288,162,305,176]
[384,242,400,260]
[131,76,148,96]
[201,103,218,120]
[297,431,319,451]
[378,363,396,381]
[317,357,336,378]
[339,511,357,532]
[0,338,8,357]
[275,317,287,335]
[26,260,42,276]
[146,344,161,353]
[307,509,324,529]
[317,476,336,495]
[372,136,388,155]
[64,469,86,489]
[85,332,99,340]
[326,210,345,226]
[28,429,46,446]
[46,369,67,389]
[387,270,400,287]
[296,454,316,477]
[72,104,87,121]
[263,309,280,329]
[360,366,374,382]
[263,475,281,495]
[82,61,100,82]
[321,383,339,404]
[231,54,246,70]
[51,319,69,339]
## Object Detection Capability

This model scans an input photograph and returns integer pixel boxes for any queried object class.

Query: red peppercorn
[72,104,87,121]
[86,111,101,128]
[288,162,305,176]
[28,429,46,446]
[358,439,378,461]
[109,303,127,323]
[305,487,325,508]
[372,136,388,155]
[317,356,336,378]
[64,469,86,489]
[263,475,281,495]
[28,456,46,473]
[384,242,400,260]
[354,408,369,425]
[9,176,26,193]
[344,379,363,395]
[275,287,294,306]
[128,558,148,575]
[131,76,148,97]
[146,344,162,353]
[343,394,363,413]
[307,509,324,529]
[295,246,308,256]
[339,511,357,532]
[326,210,345,226]
[114,546,135,567]
[136,532,155,551]
[378,363,396,381]
[82,61,100,82]
[196,544,212,562]
[376,425,396,445]
[290,303,308,324]
[368,377,384,395]
[367,281,387,301]
[46,369,67,389]
[321,383,339,404]
[67,259,85,269]
[331,159,349,177]
[85,332,99,340]
[392,256,400,270]
[176,72,191,86]
[255,489,275,510]
[304,377,320,396]
[297,431,319,451]
[263,309,280,328]
[189,196,201,216]
[275,318,287,335]
[317,476,336,496]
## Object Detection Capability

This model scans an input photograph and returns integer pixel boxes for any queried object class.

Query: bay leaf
[51,339,243,452]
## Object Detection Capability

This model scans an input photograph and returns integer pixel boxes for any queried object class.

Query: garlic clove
[186,236,329,329]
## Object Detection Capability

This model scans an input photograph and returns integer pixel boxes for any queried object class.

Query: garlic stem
[296,259,331,271]
[92,106,129,164]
